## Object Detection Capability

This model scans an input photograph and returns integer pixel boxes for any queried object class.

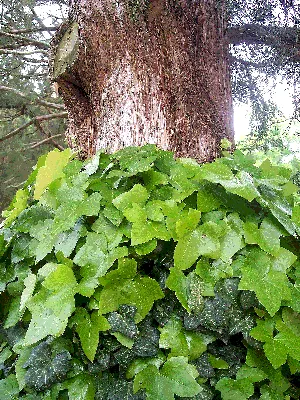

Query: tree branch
[0,113,68,143]
[228,24,300,53]
[0,86,65,110]
[0,31,49,49]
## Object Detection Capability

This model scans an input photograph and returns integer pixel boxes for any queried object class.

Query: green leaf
[175,209,201,238]
[166,269,204,312]
[99,261,163,323]
[126,353,166,379]
[263,339,287,369]
[70,308,110,362]
[198,162,259,201]
[159,316,210,360]
[113,184,149,211]
[15,347,32,391]
[208,354,229,369]
[215,377,254,400]
[67,373,95,400]
[92,213,123,250]
[239,248,293,316]
[133,357,201,399]
[197,183,222,212]
[0,374,20,400]
[24,264,77,345]
[2,189,29,227]
[134,239,157,255]
[4,296,21,328]
[20,273,36,314]
[34,149,72,200]
[174,223,220,270]
[131,220,170,245]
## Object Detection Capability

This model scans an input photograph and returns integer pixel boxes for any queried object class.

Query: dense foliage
[1,145,300,399]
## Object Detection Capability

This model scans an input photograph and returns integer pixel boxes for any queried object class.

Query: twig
[8,27,57,34]
[0,48,48,55]
[29,134,63,149]
[34,119,65,151]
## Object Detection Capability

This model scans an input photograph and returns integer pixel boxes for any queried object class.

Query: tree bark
[51,0,234,162]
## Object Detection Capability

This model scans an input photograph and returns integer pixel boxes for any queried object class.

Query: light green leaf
[34,148,72,200]
[99,271,163,323]
[131,220,170,245]
[70,308,110,362]
[208,354,229,369]
[113,184,149,211]
[20,273,36,314]
[263,340,287,369]
[174,223,220,270]
[67,373,95,400]
[175,209,201,238]
[166,269,204,312]
[135,239,157,255]
[239,248,292,316]
[133,357,201,399]
[2,189,29,227]
[0,374,20,400]
[24,264,77,345]
[215,377,254,400]
[159,316,209,360]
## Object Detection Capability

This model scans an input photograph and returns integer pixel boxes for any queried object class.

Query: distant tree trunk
[51,0,234,162]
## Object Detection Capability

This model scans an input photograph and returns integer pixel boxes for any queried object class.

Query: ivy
[0,145,299,399]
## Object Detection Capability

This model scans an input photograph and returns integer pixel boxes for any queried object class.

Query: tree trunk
[51,0,234,163]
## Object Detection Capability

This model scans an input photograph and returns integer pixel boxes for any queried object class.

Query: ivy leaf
[257,185,297,236]
[133,357,201,399]
[34,149,72,200]
[174,222,220,270]
[239,248,294,316]
[107,305,138,339]
[24,264,77,346]
[70,308,110,362]
[67,373,95,400]
[23,341,71,392]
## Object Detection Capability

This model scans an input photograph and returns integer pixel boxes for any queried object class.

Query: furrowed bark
[50,0,234,162]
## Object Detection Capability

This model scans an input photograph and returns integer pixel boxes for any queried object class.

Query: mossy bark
[51,0,234,162]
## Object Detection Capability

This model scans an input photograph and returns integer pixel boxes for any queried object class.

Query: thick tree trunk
[51,0,234,162]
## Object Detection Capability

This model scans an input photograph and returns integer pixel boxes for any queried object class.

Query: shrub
[0,145,300,399]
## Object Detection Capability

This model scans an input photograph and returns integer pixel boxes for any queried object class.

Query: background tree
[0,0,67,211]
